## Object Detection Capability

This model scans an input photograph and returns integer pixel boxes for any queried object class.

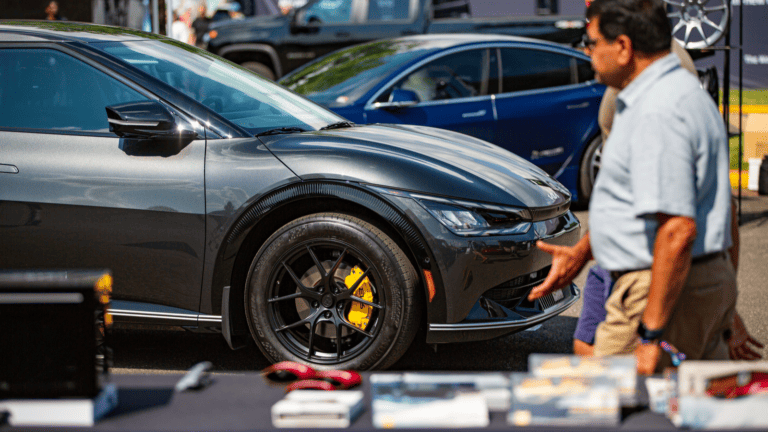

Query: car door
[0,46,206,312]
[491,46,601,176]
[365,48,496,143]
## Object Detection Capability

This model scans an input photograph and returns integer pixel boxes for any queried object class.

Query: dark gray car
[0,22,580,370]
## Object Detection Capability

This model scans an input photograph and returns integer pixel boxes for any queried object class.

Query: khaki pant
[594,254,737,371]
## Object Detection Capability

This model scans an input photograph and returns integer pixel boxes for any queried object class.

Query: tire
[578,135,603,205]
[245,213,421,370]
[241,61,276,81]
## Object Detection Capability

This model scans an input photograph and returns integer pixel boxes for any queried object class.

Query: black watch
[636,321,664,342]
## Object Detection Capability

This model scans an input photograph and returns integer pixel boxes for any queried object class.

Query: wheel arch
[212,182,441,347]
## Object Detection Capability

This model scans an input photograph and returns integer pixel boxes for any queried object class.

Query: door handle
[0,164,18,174]
[462,110,486,118]
[336,31,351,38]
[566,102,590,110]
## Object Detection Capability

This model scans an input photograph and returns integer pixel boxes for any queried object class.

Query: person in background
[571,0,763,362]
[191,2,211,47]
[171,10,193,45]
[531,0,738,375]
[44,1,67,20]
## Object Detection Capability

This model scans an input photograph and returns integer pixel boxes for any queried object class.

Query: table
[1,373,676,431]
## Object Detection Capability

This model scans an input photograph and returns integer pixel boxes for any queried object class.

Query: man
[573,10,762,360]
[530,0,736,374]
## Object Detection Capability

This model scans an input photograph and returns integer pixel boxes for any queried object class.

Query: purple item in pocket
[573,265,613,344]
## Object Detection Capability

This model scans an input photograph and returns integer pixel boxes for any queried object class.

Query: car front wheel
[246,213,421,370]
[578,135,603,205]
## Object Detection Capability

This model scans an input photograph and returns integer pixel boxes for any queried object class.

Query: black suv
[0,22,580,369]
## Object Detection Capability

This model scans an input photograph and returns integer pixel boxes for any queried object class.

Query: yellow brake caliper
[344,266,374,330]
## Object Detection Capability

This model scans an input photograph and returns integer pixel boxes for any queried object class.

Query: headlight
[420,201,489,233]
[366,185,532,236]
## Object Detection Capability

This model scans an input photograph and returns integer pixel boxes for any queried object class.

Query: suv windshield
[280,39,445,107]
[93,40,342,135]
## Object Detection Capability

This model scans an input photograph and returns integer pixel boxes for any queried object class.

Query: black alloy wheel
[246,213,420,370]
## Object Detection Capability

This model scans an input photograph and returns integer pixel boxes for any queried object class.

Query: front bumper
[427,284,580,343]
[384,194,581,344]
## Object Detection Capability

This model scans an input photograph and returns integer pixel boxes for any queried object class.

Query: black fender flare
[216,181,445,349]
[218,43,282,78]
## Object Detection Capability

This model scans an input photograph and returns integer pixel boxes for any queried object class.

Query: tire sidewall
[245,215,409,370]
[578,135,603,204]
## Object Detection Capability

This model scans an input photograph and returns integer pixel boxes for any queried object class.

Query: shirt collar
[616,52,680,112]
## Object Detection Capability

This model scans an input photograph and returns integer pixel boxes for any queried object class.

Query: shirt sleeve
[629,111,697,219]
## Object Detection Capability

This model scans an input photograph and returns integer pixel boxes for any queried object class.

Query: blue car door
[491,47,601,179]
[365,48,495,143]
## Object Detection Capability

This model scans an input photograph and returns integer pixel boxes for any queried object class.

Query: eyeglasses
[581,33,598,51]
[262,361,362,392]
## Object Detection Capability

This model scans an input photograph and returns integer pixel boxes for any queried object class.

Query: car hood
[261,124,570,208]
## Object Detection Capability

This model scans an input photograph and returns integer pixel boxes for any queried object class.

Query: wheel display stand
[668,0,744,218]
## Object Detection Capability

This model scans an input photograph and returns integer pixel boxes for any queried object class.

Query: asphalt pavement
[111,191,768,375]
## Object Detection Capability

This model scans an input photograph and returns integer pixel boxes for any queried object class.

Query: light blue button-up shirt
[589,53,732,271]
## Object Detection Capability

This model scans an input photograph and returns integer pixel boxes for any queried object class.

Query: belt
[609,251,726,281]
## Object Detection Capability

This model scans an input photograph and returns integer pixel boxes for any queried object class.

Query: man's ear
[615,34,634,66]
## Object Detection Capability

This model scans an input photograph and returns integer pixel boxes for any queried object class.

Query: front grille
[539,287,567,310]
[483,266,550,309]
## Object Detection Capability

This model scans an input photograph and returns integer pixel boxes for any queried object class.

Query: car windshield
[93,40,343,135]
[280,39,446,107]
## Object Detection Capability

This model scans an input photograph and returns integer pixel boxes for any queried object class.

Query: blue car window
[0,48,148,133]
[303,0,353,24]
[500,48,574,93]
[386,49,486,102]
[368,0,410,21]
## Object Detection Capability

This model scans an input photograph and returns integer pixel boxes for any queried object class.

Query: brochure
[508,374,620,427]
[271,390,364,428]
[370,373,504,428]
[529,354,637,406]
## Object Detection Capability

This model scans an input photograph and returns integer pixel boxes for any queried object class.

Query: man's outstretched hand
[528,236,592,301]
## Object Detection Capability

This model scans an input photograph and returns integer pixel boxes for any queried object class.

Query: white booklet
[370,373,493,428]
[271,390,364,428]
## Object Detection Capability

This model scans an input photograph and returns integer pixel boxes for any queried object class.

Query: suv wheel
[246,213,420,370]
[578,135,603,205]
[241,61,275,81]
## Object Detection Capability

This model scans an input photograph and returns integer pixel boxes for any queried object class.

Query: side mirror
[372,89,420,111]
[106,101,198,140]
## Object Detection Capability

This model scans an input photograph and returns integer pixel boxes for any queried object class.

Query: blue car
[280,34,605,203]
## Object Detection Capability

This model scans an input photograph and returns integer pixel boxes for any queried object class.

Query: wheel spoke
[667,11,682,19]
[268,292,304,303]
[340,320,374,338]
[282,262,319,298]
[703,4,727,11]
[701,15,723,32]
[350,295,383,310]
[335,321,343,361]
[276,316,312,333]
[344,267,371,296]
[306,245,325,277]
[695,22,707,41]
[684,22,693,46]
[328,248,348,279]
[306,316,318,360]
[672,19,686,35]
